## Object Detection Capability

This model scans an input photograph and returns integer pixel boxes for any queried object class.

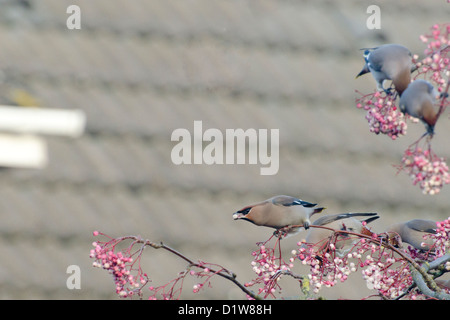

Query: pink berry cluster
[90,231,148,298]
[246,243,291,298]
[246,231,387,298]
[399,147,450,195]
[398,23,450,194]
[356,91,407,140]
[247,218,449,299]
[355,23,449,194]
[361,256,413,299]
[294,235,408,299]
[188,263,220,295]
[294,234,416,299]
[90,231,248,300]
[295,241,359,295]
[422,217,450,258]
[417,23,450,93]
[388,218,450,299]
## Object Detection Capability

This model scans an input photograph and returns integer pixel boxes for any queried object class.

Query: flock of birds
[357,43,446,136]
[232,44,445,254]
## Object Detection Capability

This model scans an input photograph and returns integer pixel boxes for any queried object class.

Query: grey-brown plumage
[304,212,379,251]
[356,44,413,96]
[232,195,325,235]
[399,79,440,135]
[436,279,450,291]
[386,219,437,250]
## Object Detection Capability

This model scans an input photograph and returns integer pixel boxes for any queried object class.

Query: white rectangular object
[0,106,86,137]
[0,133,48,168]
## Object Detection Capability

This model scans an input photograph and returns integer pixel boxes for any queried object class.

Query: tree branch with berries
[91,215,450,300]
[90,24,450,300]
[356,23,450,195]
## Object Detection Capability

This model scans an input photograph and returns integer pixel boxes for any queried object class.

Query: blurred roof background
[0,0,449,299]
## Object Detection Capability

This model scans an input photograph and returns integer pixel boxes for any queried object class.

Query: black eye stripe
[238,207,251,215]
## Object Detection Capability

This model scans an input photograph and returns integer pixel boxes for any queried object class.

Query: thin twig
[144,239,262,300]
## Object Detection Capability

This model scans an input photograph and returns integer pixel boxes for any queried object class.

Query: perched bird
[310,212,379,228]
[386,219,437,251]
[436,279,450,291]
[304,212,379,252]
[356,44,414,95]
[232,195,325,236]
[399,79,441,135]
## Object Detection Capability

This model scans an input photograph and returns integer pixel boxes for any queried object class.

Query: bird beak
[232,212,241,220]
[356,65,369,79]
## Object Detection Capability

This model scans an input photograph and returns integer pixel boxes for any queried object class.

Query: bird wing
[407,219,437,234]
[270,195,317,208]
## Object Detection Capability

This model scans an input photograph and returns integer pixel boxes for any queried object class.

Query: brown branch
[289,224,419,266]
[301,224,450,299]
[142,238,262,300]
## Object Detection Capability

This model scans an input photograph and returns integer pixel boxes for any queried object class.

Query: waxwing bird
[356,44,413,95]
[386,219,437,251]
[304,212,379,252]
[232,195,325,236]
[310,212,379,228]
[399,79,441,135]
[436,279,450,291]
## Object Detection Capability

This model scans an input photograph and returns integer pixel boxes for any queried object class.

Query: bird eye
[239,207,251,215]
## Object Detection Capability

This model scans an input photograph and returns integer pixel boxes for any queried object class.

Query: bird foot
[274,225,303,238]
[383,87,394,95]
[274,226,292,238]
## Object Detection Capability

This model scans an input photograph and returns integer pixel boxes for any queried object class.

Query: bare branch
[145,239,262,299]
